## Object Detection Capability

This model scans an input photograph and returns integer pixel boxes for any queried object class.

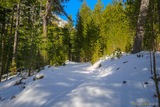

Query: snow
[0,52,159,107]
[52,14,68,28]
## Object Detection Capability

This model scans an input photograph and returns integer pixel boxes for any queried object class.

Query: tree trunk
[133,0,149,53]
[149,51,153,75]
[11,3,20,74]
[153,51,160,107]
[0,9,6,82]
[6,8,14,80]
[158,0,160,30]
[28,5,36,77]
[42,0,53,64]
[43,0,53,37]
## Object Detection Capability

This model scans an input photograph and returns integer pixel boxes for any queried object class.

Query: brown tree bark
[5,7,14,80]
[0,9,6,82]
[13,3,20,62]
[158,0,160,29]
[11,3,20,74]
[43,0,53,37]
[133,0,149,53]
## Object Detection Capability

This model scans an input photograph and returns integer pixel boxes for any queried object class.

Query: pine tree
[74,12,84,62]
[77,1,92,62]
[102,3,132,54]
[133,0,150,53]
[0,1,17,81]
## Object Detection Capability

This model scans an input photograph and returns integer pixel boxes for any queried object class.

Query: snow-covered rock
[53,14,68,28]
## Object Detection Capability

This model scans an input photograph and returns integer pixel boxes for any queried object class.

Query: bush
[113,48,122,59]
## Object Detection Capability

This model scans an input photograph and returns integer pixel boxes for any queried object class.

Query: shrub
[113,48,122,59]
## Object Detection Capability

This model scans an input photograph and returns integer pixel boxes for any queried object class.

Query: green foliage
[91,40,102,64]
[103,3,132,54]
[125,0,141,31]
[0,0,18,8]
[0,0,78,81]
[47,25,66,65]
[125,42,132,53]
[10,60,17,75]
[143,0,159,50]
[74,0,133,63]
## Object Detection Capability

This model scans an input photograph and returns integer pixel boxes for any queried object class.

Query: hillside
[0,52,159,107]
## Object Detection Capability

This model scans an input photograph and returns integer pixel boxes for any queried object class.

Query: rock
[123,61,128,64]
[14,78,23,86]
[10,96,16,100]
[33,75,44,81]
[144,82,149,84]
[123,81,127,84]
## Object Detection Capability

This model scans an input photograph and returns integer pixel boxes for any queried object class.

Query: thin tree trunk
[149,0,154,75]
[158,0,160,30]
[0,9,6,82]
[13,3,20,62]
[153,51,160,107]
[28,5,36,77]
[133,0,149,53]
[0,35,4,82]
[157,0,160,50]
[11,3,20,74]
[150,51,153,75]
[6,8,14,80]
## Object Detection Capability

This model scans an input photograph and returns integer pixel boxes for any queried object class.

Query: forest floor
[0,52,159,107]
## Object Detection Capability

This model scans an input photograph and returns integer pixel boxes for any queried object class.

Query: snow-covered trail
[52,54,157,107]
[0,52,159,107]
[1,62,96,107]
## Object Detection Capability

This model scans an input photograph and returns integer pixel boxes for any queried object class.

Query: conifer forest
[0,0,160,81]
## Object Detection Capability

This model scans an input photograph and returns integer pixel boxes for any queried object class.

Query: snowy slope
[0,52,159,107]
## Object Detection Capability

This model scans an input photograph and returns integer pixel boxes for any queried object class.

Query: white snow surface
[0,52,160,107]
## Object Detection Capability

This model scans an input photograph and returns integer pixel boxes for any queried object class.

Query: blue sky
[60,0,112,24]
